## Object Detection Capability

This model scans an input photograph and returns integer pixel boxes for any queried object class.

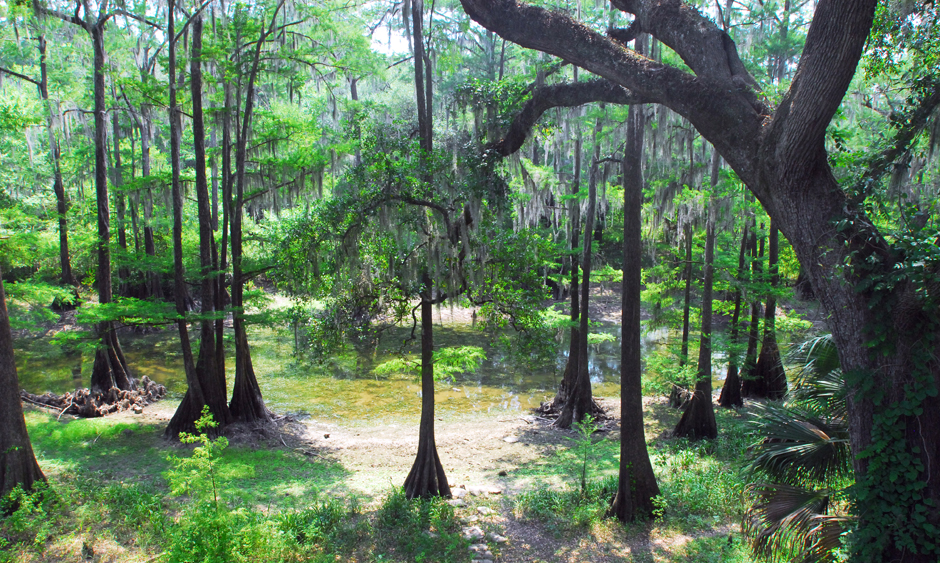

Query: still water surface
[14,323,674,423]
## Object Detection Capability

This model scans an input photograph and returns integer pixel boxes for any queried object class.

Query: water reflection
[13,323,692,422]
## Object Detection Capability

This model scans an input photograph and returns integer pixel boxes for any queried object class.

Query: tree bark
[228,4,280,423]
[87,21,133,394]
[111,102,130,297]
[166,13,235,436]
[668,220,694,408]
[554,98,582,408]
[404,273,452,499]
[0,267,45,499]
[741,228,765,397]
[609,46,660,518]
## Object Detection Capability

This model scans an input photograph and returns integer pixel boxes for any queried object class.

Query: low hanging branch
[493,79,649,156]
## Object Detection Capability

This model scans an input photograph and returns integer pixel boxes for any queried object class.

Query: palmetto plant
[744,334,855,562]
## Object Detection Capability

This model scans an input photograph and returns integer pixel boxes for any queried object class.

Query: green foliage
[373,345,486,382]
[514,476,618,534]
[652,426,749,530]
[572,414,598,493]
[375,488,466,562]
[0,483,59,552]
[744,334,853,562]
[643,348,699,397]
[2,280,76,331]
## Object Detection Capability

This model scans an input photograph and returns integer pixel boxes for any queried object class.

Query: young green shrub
[375,488,465,562]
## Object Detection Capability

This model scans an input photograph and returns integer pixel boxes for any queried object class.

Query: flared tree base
[404,433,451,500]
[673,391,718,440]
[90,325,134,394]
[718,366,743,408]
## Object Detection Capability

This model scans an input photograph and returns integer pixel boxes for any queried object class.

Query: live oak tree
[459,0,940,557]
[0,266,45,499]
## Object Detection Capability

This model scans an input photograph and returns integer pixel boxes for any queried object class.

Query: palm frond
[744,483,851,563]
[787,334,847,418]
[747,402,852,486]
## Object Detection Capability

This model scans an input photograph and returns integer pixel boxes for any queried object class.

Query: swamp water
[13,323,673,424]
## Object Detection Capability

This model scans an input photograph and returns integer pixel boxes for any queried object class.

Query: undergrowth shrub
[514,476,618,533]
[0,482,60,554]
[375,488,466,562]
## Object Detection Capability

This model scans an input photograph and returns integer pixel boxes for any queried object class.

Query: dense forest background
[1,0,938,561]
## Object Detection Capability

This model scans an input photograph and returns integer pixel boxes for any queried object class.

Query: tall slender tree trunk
[166,14,234,436]
[556,115,601,429]
[228,5,278,423]
[136,105,161,299]
[37,35,76,287]
[609,50,660,519]
[741,227,766,397]
[751,219,787,399]
[404,274,451,499]
[88,22,133,394]
[0,267,45,498]
[554,99,582,408]
[165,0,208,437]
[674,151,720,439]
[718,219,750,408]
[669,222,695,408]
[111,103,130,296]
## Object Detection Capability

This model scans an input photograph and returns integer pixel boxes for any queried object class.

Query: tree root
[20,376,167,418]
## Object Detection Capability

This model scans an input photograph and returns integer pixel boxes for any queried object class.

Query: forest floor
[11,388,753,563]
[4,282,822,562]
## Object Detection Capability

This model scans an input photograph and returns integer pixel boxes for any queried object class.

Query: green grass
[511,405,752,560]
[6,403,755,562]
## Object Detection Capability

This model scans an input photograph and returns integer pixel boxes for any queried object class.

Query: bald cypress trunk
[741,228,766,398]
[609,58,660,519]
[37,35,76,287]
[87,21,133,394]
[0,267,45,499]
[718,220,750,408]
[554,104,581,409]
[556,115,601,429]
[751,220,788,399]
[674,151,720,439]
[166,14,234,436]
[404,273,451,499]
[228,8,276,424]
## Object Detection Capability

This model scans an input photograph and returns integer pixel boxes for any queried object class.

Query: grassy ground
[2,403,755,563]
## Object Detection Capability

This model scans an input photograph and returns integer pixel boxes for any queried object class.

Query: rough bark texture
[404,274,451,499]
[0,268,45,499]
[459,0,940,556]
[609,57,660,519]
